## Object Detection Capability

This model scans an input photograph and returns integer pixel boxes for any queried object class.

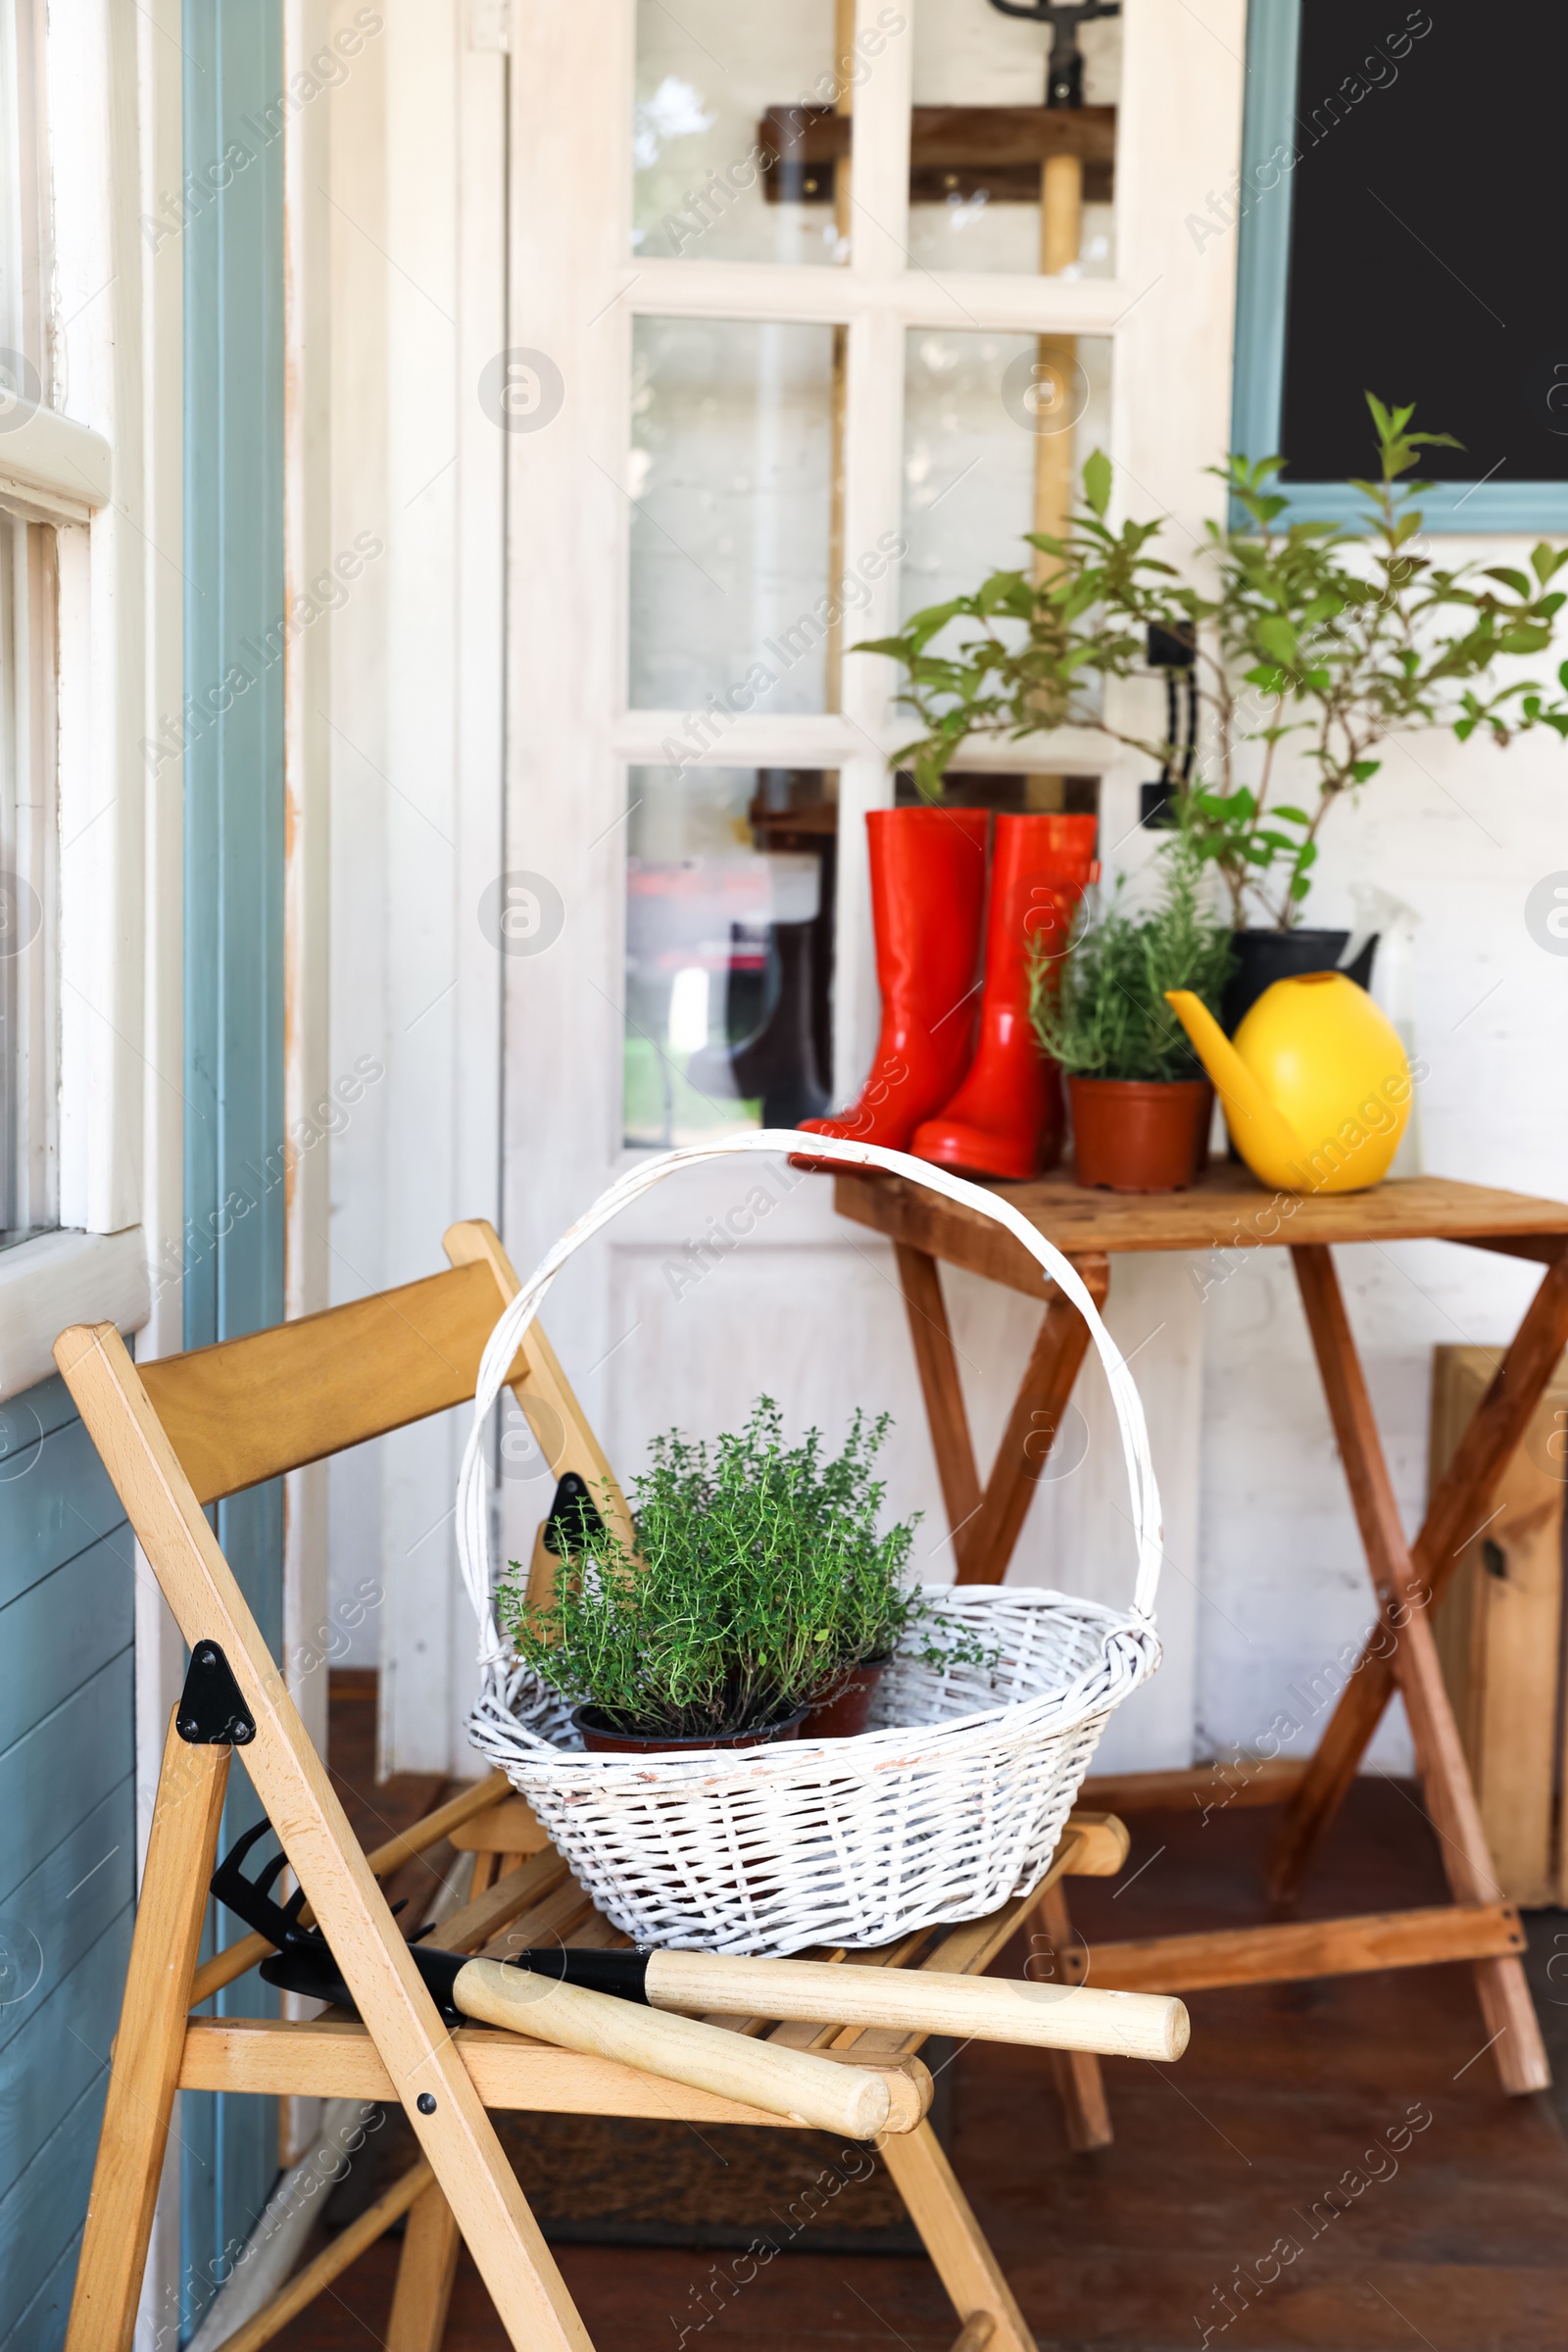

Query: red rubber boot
[911,812,1099,1181]
[797,807,989,1151]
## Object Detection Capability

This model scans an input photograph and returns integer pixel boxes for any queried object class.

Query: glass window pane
[624,766,837,1149]
[0,515,57,1247]
[633,0,856,267]
[902,328,1112,618]
[629,318,838,714]
[908,2,1119,276]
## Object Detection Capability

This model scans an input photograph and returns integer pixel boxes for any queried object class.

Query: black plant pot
[1221,927,1378,1036]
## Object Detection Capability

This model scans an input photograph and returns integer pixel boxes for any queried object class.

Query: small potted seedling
[499,1397,985,1749]
[1031,834,1231,1193]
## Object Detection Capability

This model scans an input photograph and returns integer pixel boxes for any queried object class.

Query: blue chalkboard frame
[1231,0,1568,534]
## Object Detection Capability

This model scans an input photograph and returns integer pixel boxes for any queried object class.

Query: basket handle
[456,1134,1163,1667]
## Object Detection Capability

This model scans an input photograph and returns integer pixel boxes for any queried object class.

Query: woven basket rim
[468,1586,1160,1788]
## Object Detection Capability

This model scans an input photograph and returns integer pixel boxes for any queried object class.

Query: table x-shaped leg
[1270,1248,1568,1914]
[1284,1244,1549,2093]
[893,1243,1108,1589]
[892,1241,1114,2147]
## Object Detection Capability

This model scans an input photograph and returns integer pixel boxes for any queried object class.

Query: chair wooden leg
[1287,1246,1549,2094]
[66,1712,230,2352]
[387,2181,464,2352]
[1035,1882,1111,2151]
[881,2122,1037,2352]
[60,1323,599,2352]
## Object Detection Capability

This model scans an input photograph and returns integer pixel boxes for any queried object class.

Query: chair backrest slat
[139,1260,508,1503]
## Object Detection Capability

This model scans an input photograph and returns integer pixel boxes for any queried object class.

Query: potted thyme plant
[863,396,1568,1026]
[499,1396,979,1751]
[1031,834,1231,1193]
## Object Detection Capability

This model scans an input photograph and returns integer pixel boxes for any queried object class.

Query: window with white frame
[619,0,1122,1147]
[0,0,57,1246]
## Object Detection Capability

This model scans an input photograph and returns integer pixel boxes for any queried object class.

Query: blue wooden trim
[183,2,286,2329]
[1229,476,1568,538]
[1230,0,1299,479]
[1230,0,1556,534]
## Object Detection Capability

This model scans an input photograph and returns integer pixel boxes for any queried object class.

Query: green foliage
[1030,835,1232,1082]
[859,395,1568,929]
[498,1396,983,1740]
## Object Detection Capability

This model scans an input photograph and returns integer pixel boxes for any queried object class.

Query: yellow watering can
[1163,974,1411,1195]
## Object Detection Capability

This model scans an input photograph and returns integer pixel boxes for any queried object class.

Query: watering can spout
[1163,990,1305,1173]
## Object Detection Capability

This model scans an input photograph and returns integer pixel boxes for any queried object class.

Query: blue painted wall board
[0,1904,132,2208]
[0,1653,133,1909]
[1,2225,80,2352]
[0,1371,85,1448]
[0,1421,125,1612]
[182,0,287,2329]
[0,1384,134,2340]
[0,2064,119,2339]
[0,1779,137,2068]
[0,1534,133,1761]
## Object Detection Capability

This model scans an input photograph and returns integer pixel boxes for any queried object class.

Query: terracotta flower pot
[801,1651,893,1740]
[1069,1076,1213,1194]
[571,1702,808,1756]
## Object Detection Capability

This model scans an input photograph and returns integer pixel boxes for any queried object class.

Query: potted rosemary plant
[499,1397,976,1751]
[863,397,1568,1027]
[1031,836,1231,1193]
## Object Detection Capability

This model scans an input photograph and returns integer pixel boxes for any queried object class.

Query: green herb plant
[1030,830,1231,1083]
[861,396,1568,931]
[499,1396,988,1740]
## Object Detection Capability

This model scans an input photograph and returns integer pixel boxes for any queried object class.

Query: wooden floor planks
[264,1686,1568,2351]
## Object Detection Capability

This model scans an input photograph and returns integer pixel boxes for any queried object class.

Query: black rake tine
[254,1847,291,1898]
[212,1817,272,1881]
[211,1820,304,1942]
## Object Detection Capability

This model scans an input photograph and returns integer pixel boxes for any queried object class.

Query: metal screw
[416,2092,437,2115]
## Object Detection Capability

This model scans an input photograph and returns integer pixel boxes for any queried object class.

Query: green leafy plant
[1030,831,1231,1082]
[498,1396,985,1740]
[861,398,1568,930]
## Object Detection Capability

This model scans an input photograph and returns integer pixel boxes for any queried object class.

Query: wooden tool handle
[646,1953,1189,2063]
[453,1959,892,2137]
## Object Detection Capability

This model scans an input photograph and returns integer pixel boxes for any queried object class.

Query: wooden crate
[1430,1348,1568,1907]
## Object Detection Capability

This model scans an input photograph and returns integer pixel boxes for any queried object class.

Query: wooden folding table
[835,1166,1568,2115]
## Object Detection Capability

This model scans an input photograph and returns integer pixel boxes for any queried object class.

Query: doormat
[326,2047,955,2256]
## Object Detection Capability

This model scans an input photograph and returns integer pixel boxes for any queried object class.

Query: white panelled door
[493,0,1246,1778]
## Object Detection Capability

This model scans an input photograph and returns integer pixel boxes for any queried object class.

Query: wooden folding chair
[57,1220,1133,2352]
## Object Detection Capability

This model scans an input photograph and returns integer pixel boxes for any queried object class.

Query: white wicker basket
[457,1133,1162,1957]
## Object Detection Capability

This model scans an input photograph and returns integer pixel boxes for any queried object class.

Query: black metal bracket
[175,1641,256,1746]
[1143,621,1199,829]
[985,0,1122,109]
[541,1471,609,1559]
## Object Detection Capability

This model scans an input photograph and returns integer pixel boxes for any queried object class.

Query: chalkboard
[1278,2,1568,486]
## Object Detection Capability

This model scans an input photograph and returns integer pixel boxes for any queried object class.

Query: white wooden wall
[326,0,507,1775]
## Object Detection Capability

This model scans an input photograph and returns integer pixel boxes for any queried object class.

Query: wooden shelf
[759,104,1116,206]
